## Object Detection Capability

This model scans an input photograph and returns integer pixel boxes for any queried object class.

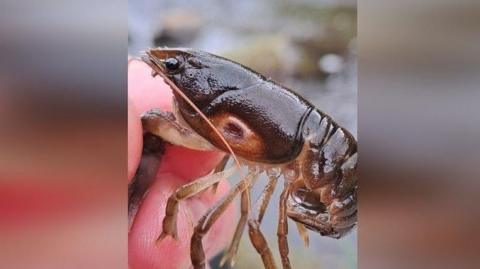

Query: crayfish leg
[191,168,260,269]
[247,175,279,269]
[156,167,237,242]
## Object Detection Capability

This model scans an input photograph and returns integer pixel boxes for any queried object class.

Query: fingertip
[128,59,173,114]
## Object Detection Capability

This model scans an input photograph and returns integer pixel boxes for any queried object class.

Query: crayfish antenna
[168,82,241,169]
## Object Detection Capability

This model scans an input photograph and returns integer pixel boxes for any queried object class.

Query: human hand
[128,58,237,269]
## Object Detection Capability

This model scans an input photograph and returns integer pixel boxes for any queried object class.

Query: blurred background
[360,1,480,269]
[129,0,357,268]
[0,1,127,268]
[1,0,479,269]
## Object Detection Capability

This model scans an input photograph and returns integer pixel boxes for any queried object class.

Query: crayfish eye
[164,57,180,71]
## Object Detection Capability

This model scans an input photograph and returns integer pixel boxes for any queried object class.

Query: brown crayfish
[133,48,357,269]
